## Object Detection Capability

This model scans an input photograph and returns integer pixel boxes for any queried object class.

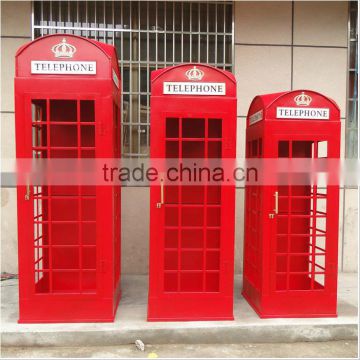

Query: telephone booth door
[243,90,340,318]
[148,64,237,321]
[15,35,121,323]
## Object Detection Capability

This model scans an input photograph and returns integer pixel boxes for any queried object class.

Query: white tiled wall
[235,1,292,45]
[293,47,348,117]
[293,1,348,47]
[235,45,292,116]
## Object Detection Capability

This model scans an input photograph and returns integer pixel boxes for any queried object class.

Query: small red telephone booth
[15,34,121,322]
[148,64,237,321]
[242,90,340,318]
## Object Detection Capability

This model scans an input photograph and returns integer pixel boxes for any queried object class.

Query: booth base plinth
[147,316,234,322]
[242,290,338,319]
[18,289,122,324]
[147,295,234,322]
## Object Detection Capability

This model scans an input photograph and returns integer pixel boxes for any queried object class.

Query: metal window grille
[346,1,358,159]
[32,1,234,157]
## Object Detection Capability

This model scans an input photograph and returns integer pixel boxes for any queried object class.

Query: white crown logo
[294,92,312,106]
[51,38,76,58]
[185,66,204,81]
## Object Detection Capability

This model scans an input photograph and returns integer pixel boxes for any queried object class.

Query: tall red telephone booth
[15,34,121,323]
[242,90,340,318]
[148,64,237,321]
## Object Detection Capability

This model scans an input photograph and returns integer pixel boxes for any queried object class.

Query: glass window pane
[42,1,50,26]
[123,32,130,61]
[349,41,357,69]
[166,2,173,31]
[122,2,131,29]
[158,33,165,62]
[175,34,182,62]
[208,4,216,32]
[157,2,164,31]
[34,1,41,26]
[200,35,207,63]
[208,35,215,63]
[51,1,59,26]
[200,3,208,32]
[105,1,113,29]
[166,33,174,63]
[346,1,359,159]
[217,3,225,33]
[149,33,156,62]
[192,36,199,62]
[183,34,190,62]
[88,1,96,28]
[183,3,190,31]
[140,2,148,30]
[217,35,224,64]
[69,1,79,27]
[149,3,156,30]
[114,2,122,29]
[225,35,232,64]
[174,2,182,31]
[132,1,139,30]
[191,4,199,32]
[140,68,148,93]
[225,4,232,33]
[132,33,139,62]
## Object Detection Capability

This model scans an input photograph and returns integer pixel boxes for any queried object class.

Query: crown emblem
[185,66,204,81]
[294,92,312,106]
[51,38,76,58]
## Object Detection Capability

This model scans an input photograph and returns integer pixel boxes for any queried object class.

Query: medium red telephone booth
[242,90,340,318]
[148,64,237,321]
[15,34,121,323]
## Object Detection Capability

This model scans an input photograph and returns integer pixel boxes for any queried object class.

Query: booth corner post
[148,63,237,321]
[15,34,121,323]
[242,90,340,318]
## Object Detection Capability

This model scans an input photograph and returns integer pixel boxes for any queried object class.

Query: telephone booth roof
[15,34,120,80]
[151,63,236,98]
[247,90,340,127]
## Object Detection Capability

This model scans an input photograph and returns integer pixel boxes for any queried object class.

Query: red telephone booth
[15,34,121,323]
[242,90,340,318]
[148,64,237,321]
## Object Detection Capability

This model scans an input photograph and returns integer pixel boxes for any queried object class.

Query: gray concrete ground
[1,341,358,358]
[1,274,358,348]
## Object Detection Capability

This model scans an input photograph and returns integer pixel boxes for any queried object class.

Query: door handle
[25,184,31,201]
[161,178,164,204]
[156,177,164,208]
[273,191,279,214]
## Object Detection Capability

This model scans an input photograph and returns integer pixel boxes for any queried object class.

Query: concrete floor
[1,274,358,349]
[1,340,358,358]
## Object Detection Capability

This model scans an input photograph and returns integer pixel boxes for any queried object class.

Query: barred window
[346,1,358,159]
[33,1,234,157]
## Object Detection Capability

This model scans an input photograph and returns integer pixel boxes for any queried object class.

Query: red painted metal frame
[242,90,340,318]
[15,34,121,323]
[148,64,237,321]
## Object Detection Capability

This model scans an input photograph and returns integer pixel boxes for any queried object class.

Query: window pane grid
[346,1,358,158]
[33,1,234,157]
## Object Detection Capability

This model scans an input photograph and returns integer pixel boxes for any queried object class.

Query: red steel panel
[148,64,237,321]
[15,35,121,323]
[243,90,340,318]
